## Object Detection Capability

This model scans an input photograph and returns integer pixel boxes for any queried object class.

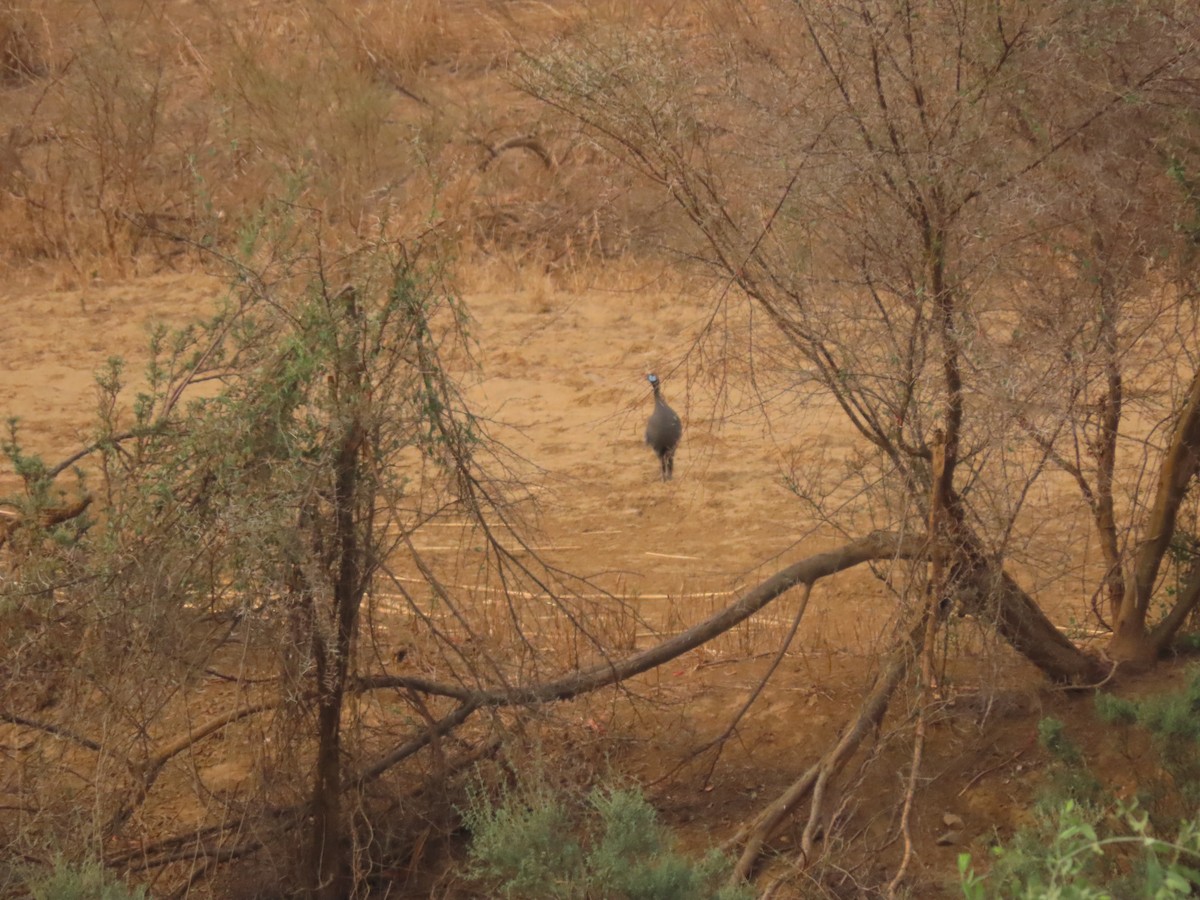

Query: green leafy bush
[462,778,751,900]
[25,857,146,900]
[961,673,1200,898]
[959,800,1200,899]
[1096,672,1200,807]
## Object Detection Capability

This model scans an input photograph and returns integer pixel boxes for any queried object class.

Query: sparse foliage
[0,205,535,894]
[463,776,752,900]
[23,856,147,900]
[521,0,1200,883]
[963,674,1200,898]
[7,1,1200,896]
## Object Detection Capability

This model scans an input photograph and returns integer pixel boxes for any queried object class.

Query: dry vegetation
[0,0,670,282]
[2,1,1200,898]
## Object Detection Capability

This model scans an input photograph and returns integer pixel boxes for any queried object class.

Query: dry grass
[0,0,683,283]
[9,2,1170,896]
[0,1,46,84]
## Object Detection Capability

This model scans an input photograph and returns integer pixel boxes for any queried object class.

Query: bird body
[645,373,682,481]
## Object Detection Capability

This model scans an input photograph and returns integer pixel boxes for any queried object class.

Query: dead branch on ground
[24,530,922,886]
[476,134,557,172]
[726,613,925,883]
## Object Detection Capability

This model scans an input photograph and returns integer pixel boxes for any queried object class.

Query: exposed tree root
[727,615,925,884]
[887,606,941,897]
[0,709,103,751]
[122,735,503,900]
[889,429,950,896]
[476,134,557,172]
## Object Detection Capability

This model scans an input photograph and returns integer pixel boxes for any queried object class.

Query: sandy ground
[0,274,219,465]
[0,270,896,647]
[0,270,1124,897]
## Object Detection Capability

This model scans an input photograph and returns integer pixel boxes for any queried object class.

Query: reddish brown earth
[1,270,1187,897]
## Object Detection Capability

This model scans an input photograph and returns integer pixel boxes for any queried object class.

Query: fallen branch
[727,611,926,883]
[355,701,482,789]
[105,699,281,836]
[476,134,557,172]
[359,530,924,709]
[0,709,103,752]
[122,733,502,900]
[35,531,922,887]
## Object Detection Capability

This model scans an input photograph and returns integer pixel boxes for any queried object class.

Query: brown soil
[0,270,1189,898]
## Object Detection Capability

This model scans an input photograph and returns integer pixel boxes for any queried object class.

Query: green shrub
[961,673,1200,898]
[461,778,585,899]
[26,857,146,900]
[1092,691,1138,726]
[959,800,1200,899]
[462,778,752,900]
[1097,670,1200,812]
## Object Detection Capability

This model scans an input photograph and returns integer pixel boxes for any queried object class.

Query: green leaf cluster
[23,856,146,900]
[462,779,751,900]
[961,672,1200,898]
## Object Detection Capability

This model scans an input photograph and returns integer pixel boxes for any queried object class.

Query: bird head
[647,373,660,387]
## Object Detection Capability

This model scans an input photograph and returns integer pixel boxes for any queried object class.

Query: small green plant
[1096,670,1200,809]
[462,777,752,900]
[961,674,1200,897]
[25,857,146,900]
[461,778,584,899]
[959,800,1200,899]
[1036,717,1082,766]
[1035,717,1104,811]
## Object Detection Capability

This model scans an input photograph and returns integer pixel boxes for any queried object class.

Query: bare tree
[5,6,1200,892]
[0,217,566,894]
[522,0,1200,674]
[510,1,1200,881]
[989,3,1200,664]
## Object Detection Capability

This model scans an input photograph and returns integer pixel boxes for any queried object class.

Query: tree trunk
[946,510,1105,682]
[1108,607,1156,665]
[310,288,368,899]
[310,674,348,900]
[1093,267,1125,626]
[930,223,1101,683]
[1108,366,1200,663]
[954,541,1106,681]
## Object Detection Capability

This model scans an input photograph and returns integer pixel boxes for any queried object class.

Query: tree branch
[357,530,924,711]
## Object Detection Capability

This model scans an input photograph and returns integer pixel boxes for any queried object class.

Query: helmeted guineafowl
[645,373,682,481]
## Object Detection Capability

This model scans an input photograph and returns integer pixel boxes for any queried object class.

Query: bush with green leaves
[24,857,146,900]
[1095,671,1200,811]
[959,674,1200,898]
[959,799,1200,900]
[461,778,752,900]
